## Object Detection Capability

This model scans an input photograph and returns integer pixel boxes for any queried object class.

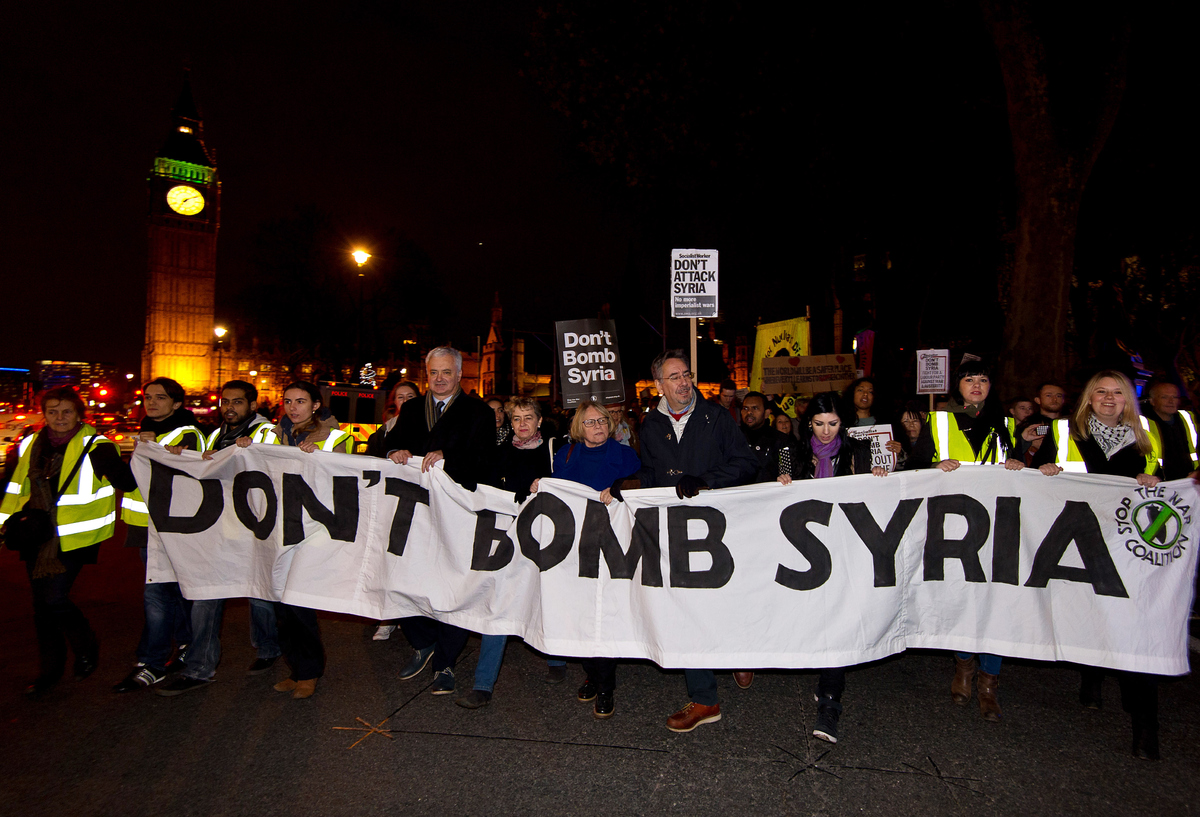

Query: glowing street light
[352,250,371,267]
[214,326,228,389]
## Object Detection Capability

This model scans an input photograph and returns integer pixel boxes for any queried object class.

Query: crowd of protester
[2,347,1197,761]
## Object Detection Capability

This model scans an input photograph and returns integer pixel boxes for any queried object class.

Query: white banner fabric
[134,445,1199,675]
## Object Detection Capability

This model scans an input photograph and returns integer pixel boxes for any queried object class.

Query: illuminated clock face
[166,185,205,215]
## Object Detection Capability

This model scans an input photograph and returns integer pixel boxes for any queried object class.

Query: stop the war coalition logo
[1114,484,1192,567]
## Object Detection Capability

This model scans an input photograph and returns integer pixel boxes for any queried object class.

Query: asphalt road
[2,530,1198,817]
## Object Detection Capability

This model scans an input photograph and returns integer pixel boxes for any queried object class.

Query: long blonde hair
[1071,369,1151,454]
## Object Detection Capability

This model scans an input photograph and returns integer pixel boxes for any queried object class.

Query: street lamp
[214,326,227,389]
[351,250,371,367]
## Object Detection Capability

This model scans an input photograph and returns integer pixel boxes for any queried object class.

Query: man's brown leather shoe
[273,678,298,693]
[733,672,754,689]
[666,702,722,732]
[977,671,1001,721]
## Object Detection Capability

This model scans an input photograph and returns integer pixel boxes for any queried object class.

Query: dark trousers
[399,616,470,671]
[1081,666,1159,728]
[685,669,719,706]
[817,667,847,702]
[274,603,325,681]
[581,658,617,693]
[26,561,97,682]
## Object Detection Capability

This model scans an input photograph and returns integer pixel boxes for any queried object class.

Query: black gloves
[675,475,707,499]
[513,486,531,504]
[609,478,626,503]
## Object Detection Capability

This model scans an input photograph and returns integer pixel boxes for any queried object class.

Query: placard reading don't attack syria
[555,318,626,407]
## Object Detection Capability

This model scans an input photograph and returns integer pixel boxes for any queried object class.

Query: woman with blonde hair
[1034,369,1161,759]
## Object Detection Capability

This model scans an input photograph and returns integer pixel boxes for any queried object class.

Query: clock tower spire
[141,72,221,392]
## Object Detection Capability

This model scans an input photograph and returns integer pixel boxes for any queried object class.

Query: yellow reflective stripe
[251,423,278,444]
[321,430,351,452]
[5,481,21,495]
[206,429,220,449]
[1053,419,1087,472]
[1180,411,1198,463]
[0,511,10,524]
[58,511,117,536]
[121,497,149,514]
[18,435,35,457]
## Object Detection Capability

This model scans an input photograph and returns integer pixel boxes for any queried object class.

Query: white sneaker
[373,624,397,641]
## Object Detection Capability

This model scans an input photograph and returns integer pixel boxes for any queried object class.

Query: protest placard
[555,318,625,407]
[760,354,856,394]
[670,249,718,318]
[847,423,897,472]
[917,349,950,394]
[749,318,811,391]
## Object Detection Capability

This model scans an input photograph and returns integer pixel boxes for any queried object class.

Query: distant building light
[179,126,193,133]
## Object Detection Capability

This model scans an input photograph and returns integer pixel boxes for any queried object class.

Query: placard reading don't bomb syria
[555,318,626,407]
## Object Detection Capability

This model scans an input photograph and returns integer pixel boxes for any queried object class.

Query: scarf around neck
[425,388,461,432]
[1088,413,1136,459]
[512,430,543,450]
[811,434,843,479]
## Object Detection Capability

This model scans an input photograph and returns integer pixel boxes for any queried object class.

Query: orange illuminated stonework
[141,76,220,393]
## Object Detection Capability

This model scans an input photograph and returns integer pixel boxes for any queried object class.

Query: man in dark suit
[383,347,497,697]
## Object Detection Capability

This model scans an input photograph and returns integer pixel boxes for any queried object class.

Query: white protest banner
[760,354,857,395]
[136,444,1199,675]
[670,248,718,318]
[917,349,950,394]
[847,424,897,472]
[555,318,625,407]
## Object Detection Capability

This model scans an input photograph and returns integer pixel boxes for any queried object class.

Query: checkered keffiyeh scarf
[1088,414,1136,460]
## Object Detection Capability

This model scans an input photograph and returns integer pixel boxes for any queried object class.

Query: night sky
[3,2,1196,385]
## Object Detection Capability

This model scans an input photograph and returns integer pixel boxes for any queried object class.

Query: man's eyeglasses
[582,417,610,428]
[661,371,695,384]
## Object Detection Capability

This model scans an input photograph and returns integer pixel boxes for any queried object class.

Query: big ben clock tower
[141,74,220,391]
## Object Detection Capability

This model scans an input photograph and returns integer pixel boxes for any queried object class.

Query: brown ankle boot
[292,678,318,699]
[951,655,975,704]
[977,671,1001,721]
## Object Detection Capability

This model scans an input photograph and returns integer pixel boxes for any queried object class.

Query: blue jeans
[473,634,508,692]
[137,549,192,670]
[184,598,282,681]
[957,652,1002,675]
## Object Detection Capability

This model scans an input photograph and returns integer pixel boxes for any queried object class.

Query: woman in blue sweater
[533,401,640,719]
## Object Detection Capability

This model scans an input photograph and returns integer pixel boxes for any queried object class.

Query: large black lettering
[517,493,575,571]
[776,500,833,591]
[839,499,922,587]
[471,511,515,571]
[991,497,1022,585]
[924,494,989,582]
[384,477,429,557]
[148,459,223,534]
[232,470,277,540]
[1025,501,1128,597]
[578,502,662,586]
[668,506,734,588]
[282,474,359,547]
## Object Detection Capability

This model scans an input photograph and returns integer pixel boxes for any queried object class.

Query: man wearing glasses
[634,349,758,732]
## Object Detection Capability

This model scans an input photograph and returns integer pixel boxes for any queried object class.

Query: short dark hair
[1035,382,1065,395]
[222,379,257,404]
[40,386,87,418]
[742,391,766,407]
[651,349,690,380]
[144,377,185,405]
[720,379,736,391]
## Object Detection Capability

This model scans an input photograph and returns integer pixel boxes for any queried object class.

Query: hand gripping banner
[134,445,1199,675]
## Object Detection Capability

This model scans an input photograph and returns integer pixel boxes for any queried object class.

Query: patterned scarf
[424,388,461,432]
[1088,413,1136,460]
[513,430,543,450]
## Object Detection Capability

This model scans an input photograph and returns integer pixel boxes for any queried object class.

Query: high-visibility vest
[271,424,354,454]
[1143,410,1199,474]
[928,411,1012,465]
[120,424,207,527]
[0,424,120,551]
[205,419,278,450]
[1050,417,1157,475]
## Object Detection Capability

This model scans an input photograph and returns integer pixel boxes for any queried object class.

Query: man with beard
[739,391,792,484]
[1015,382,1068,460]
[156,380,282,696]
[113,378,206,693]
[633,350,758,732]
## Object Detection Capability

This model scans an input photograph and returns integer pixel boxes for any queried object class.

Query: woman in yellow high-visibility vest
[1033,369,1163,760]
[926,360,1025,723]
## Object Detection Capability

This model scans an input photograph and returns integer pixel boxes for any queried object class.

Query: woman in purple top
[532,401,640,720]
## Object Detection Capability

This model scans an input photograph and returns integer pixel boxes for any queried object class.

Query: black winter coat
[637,397,758,490]
[379,392,497,490]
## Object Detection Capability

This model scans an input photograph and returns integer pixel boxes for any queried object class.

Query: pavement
[2,530,1199,817]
